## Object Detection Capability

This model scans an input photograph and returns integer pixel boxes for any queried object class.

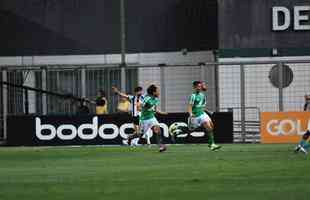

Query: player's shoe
[210,144,221,151]
[131,138,143,147]
[294,144,308,154]
[299,146,308,155]
[159,144,167,152]
[122,139,129,146]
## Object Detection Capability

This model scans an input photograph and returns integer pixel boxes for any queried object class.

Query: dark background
[218,0,310,49]
[0,0,218,56]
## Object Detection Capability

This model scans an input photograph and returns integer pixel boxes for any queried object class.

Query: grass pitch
[0,144,309,200]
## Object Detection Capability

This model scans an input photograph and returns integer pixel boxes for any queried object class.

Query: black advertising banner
[219,0,310,49]
[7,112,233,146]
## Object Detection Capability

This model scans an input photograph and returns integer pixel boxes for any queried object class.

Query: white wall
[137,51,215,112]
[218,56,310,121]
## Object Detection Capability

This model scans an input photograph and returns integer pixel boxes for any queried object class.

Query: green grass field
[0,144,309,200]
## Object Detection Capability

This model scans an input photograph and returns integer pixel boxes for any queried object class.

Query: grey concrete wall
[138,51,216,112]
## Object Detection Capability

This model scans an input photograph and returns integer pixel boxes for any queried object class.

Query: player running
[140,84,168,152]
[112,86,144,146]
[294,130,310,155]
[188,81,221,151]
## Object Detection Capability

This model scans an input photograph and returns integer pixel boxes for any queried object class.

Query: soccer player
[188,81,221,151]
[140,84,168,152]
[112,86,144,145]
[294,130,310,155]
[303,95,310,111]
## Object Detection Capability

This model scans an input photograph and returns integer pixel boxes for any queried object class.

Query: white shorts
[188,112,212,130]
[141,117,160,136]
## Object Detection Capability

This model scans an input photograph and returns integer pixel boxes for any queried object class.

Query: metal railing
[1,58,310,142]
[221,107,260,143]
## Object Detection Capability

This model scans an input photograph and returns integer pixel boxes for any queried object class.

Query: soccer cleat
[131,138,143,147]
[159,144,167,152]
[299,146,308,155]
[210,144,222,151]
[122,139,129,146]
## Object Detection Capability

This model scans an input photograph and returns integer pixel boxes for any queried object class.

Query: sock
[207,131,215,146]
[156,132,163,146]
[131,138,141,146]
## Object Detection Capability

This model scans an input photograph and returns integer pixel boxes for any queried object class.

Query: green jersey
[140,95,160,120]
[189,92,206,117]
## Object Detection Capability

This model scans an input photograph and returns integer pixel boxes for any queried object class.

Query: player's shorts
[132,116,140,126]
[303,130,310,140]
[188,112,212,130]
[140,117,160,135]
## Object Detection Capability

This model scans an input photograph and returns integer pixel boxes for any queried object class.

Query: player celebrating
[294,130,310,155]
[112,86,144,146]
[188,81,221,151]
[140,84,168,152]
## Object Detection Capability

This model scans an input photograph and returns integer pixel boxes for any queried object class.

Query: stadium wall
[137,51,216,112]
[0,0,218,56]
[0,51,216,114]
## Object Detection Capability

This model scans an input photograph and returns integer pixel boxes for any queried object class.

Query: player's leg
[124,117,141,146]
[137,117,153,146]
[135,123,150,146]
[132,116,141,137]
[188,115,200,131]
[140,118,164,150]
[200,113,221,151]
[139,118,151,145]
[303,141,310,153]
[148,117,166,152]
[295,130,309,151]
[295,131,310,154]
[152,124,167,152]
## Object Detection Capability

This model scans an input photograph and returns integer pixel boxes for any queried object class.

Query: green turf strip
[0,144,309,200]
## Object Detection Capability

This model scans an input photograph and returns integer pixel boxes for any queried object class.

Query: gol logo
[261,112,310,143]
[266,118,310,136]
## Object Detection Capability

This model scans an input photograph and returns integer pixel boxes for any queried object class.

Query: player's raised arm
[188,104,193,117]
[112,86,129,99]
[188,93,195,117]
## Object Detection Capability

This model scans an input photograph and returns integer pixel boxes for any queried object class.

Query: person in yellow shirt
[95,90,108,115]
[117,96,131,113]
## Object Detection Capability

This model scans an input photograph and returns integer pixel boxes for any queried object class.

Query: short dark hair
[147,85,157,95]
[193,81,202,87]
[134,86,143,92]
[98,89,106,97]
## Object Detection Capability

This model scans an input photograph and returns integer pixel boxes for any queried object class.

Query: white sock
[131,138,141,146]
[300,146,308,154]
